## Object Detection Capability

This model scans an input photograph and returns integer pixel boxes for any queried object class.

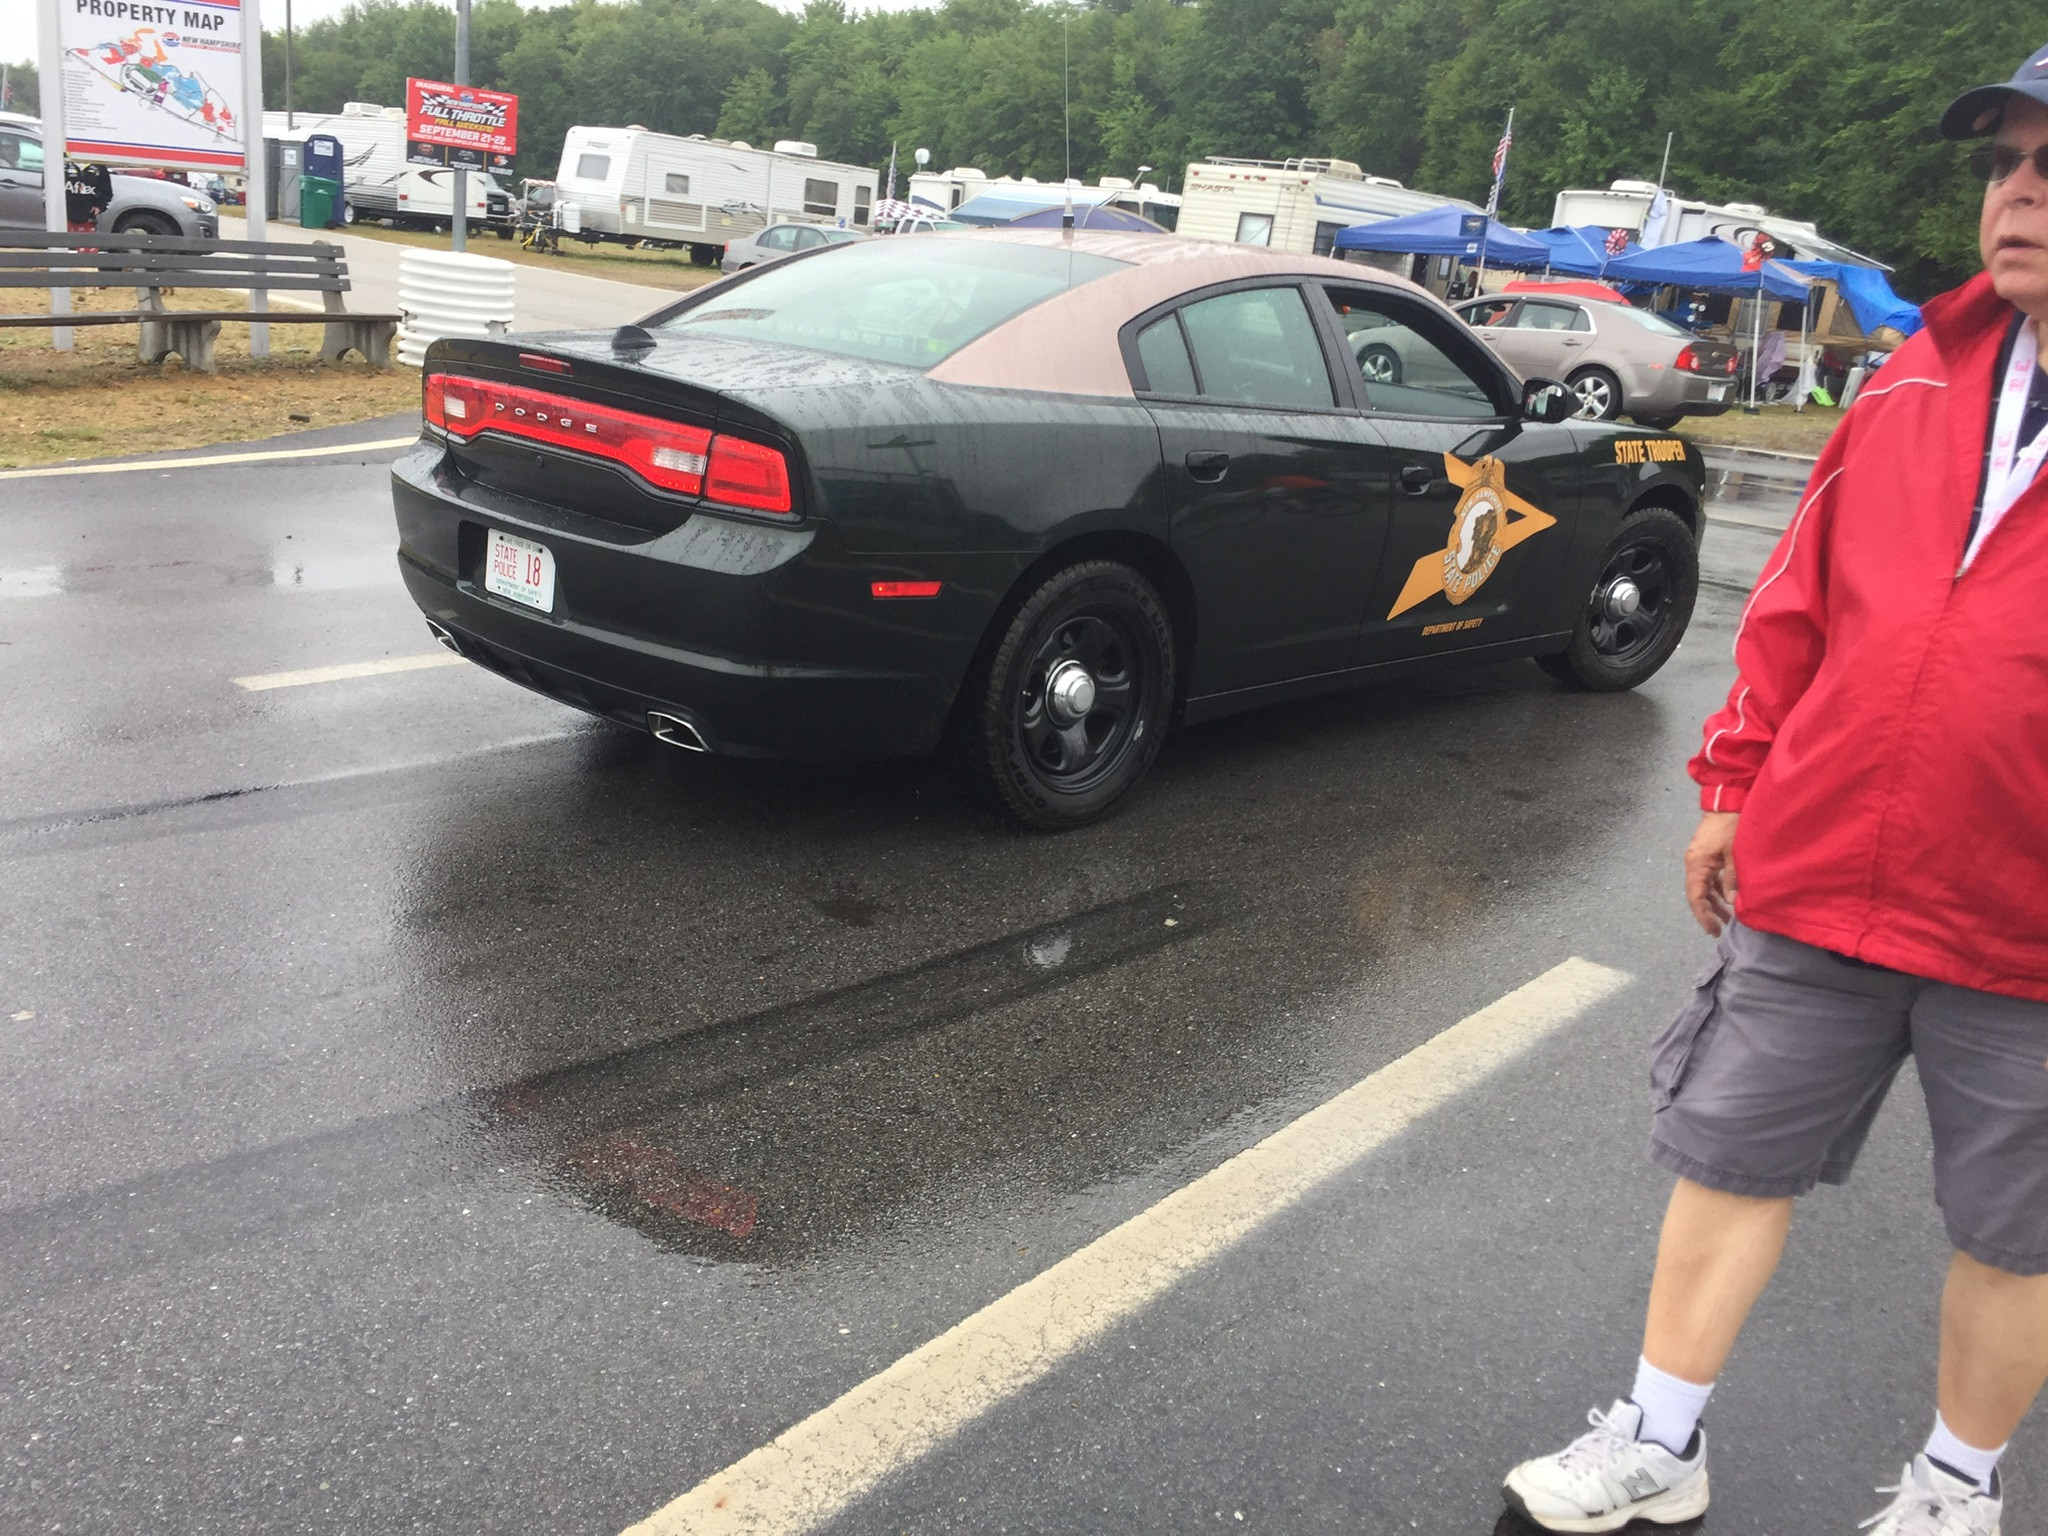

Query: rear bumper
[1630,369,1737,419]
[391,444,1000,758]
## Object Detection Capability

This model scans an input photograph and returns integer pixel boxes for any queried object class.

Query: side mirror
[1522,378,1574,424]
[1515,382,1572,430]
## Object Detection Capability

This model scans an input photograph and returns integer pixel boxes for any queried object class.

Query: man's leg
[1925,1251,2048,1480]
[1643,1179,1795,1384]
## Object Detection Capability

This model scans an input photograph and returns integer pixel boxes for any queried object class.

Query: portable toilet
[301,135,345,229]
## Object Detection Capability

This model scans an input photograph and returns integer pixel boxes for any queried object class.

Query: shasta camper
[1177,158,1473,257]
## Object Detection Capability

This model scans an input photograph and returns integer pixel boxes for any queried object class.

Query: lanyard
[1966,319,2048,570]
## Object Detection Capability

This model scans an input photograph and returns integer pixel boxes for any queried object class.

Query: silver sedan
[719,222,865,274]
[1453,293,1738,427]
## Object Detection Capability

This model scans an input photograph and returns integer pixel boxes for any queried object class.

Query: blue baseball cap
[1941,42,2048,138]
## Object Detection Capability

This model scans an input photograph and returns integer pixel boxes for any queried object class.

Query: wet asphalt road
[4,429,2041,1535]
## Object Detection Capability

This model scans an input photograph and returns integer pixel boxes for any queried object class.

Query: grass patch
[1677,404,1843,458]
[251,217,728,294]
[0,285,419,468]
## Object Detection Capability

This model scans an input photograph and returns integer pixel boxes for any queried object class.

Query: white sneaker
[1859,1455,2002,1535]
[1502,1399,1710,1532]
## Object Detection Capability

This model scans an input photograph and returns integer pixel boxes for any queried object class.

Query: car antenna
[612,323,656,362]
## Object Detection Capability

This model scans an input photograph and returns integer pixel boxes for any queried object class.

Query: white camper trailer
[262,103,509,231]
[1551,180,1885,266]
[552,128,878,262]
[1177,158,1474,258]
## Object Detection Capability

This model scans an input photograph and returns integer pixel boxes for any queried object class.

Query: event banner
[57,0,246,169]
[405,78,517,173]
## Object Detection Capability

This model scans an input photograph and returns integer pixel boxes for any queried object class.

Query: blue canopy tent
[1600,237,1811,302]
[1008,203,1168,233]
[1782,260,1923,339]
[1330,206,1549,270]
[1602,237,1814,410]
[1523,225,1641,277]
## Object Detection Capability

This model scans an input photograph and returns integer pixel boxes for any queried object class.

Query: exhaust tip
[425,619,462,655]
[648,711,710,752]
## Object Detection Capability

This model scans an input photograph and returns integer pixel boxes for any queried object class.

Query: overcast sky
[2,0,935,80]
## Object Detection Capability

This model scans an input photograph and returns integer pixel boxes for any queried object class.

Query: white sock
[1630,1355,1714,1455]
[1924,1412,2005,1494]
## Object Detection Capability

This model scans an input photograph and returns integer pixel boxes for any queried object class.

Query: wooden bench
[0,231,401,372]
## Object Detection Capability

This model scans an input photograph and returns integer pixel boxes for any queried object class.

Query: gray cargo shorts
[1649,920,2048,1275]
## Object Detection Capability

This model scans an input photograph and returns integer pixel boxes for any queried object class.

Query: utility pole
[285,0,293,129]
[451,0,469,253]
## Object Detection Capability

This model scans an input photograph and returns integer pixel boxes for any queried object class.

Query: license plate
[1708,384,1729,401]
[485,529,556,613]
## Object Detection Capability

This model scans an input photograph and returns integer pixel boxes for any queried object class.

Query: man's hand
[1685,811,1741,936]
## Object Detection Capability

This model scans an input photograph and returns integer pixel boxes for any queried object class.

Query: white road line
[622,956,1631,1536]
[233,652,467,692]
[0,436,419,482]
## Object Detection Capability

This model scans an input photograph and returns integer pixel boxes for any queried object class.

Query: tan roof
[926,229,1429,397]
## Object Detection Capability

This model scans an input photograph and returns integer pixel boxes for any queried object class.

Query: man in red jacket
[1501,45,2048,1536]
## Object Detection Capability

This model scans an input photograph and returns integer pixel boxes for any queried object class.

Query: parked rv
[262,103,511,232]
[551,129,877,264]
[1177,158,1475,257]
[1552,180,1885,267]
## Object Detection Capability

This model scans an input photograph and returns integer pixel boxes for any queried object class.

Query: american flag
[1484,112,1514,215]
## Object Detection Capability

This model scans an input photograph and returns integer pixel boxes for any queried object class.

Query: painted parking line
[0,436,418,482]
[233,652,467,692]
[621,956,1631,1536]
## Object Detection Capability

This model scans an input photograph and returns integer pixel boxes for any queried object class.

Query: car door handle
[1184,451,1230,483]
[1398,463,1436,495]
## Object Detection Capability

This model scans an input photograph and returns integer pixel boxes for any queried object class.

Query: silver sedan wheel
[1571,372,1618,420]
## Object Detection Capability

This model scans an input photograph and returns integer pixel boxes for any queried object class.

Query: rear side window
[1176,287,1334,410]
[575,153,610,181]
[1517,301,1591,332]
[1136,316,1198,396]
[661,239,1130,367]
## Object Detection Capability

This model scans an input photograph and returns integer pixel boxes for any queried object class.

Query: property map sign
[58,0,246,169]
[405,78,517,173]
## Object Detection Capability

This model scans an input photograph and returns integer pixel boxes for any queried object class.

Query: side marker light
[872,581,943,599]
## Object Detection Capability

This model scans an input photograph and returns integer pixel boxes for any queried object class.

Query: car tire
[112,211,178,237]
[1567,366,1623,421]
[1357,343,1404,386]
[1631,412,1683,430]
[955,560,1176,830]
[1537,507,1698,693]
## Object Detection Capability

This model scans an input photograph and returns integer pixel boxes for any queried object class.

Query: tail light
[424,371,795,517]
[1674,344,1700,373]
[1725,353,1740,376]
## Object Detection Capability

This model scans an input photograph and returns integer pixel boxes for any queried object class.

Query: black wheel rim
[1587,539,1676,663]
[1013,609,1149,794]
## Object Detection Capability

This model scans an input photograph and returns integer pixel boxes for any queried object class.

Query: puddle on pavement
[378,668,1678,1269]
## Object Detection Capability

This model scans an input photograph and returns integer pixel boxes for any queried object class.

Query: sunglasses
[1971,142,2048,184]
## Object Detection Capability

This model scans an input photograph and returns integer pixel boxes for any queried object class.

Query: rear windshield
[658,239,1129,367]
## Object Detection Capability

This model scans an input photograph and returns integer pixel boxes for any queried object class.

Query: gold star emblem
[1387,454,1557,619]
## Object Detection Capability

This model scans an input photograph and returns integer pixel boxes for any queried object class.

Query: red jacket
[1690,273,2048,1002]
